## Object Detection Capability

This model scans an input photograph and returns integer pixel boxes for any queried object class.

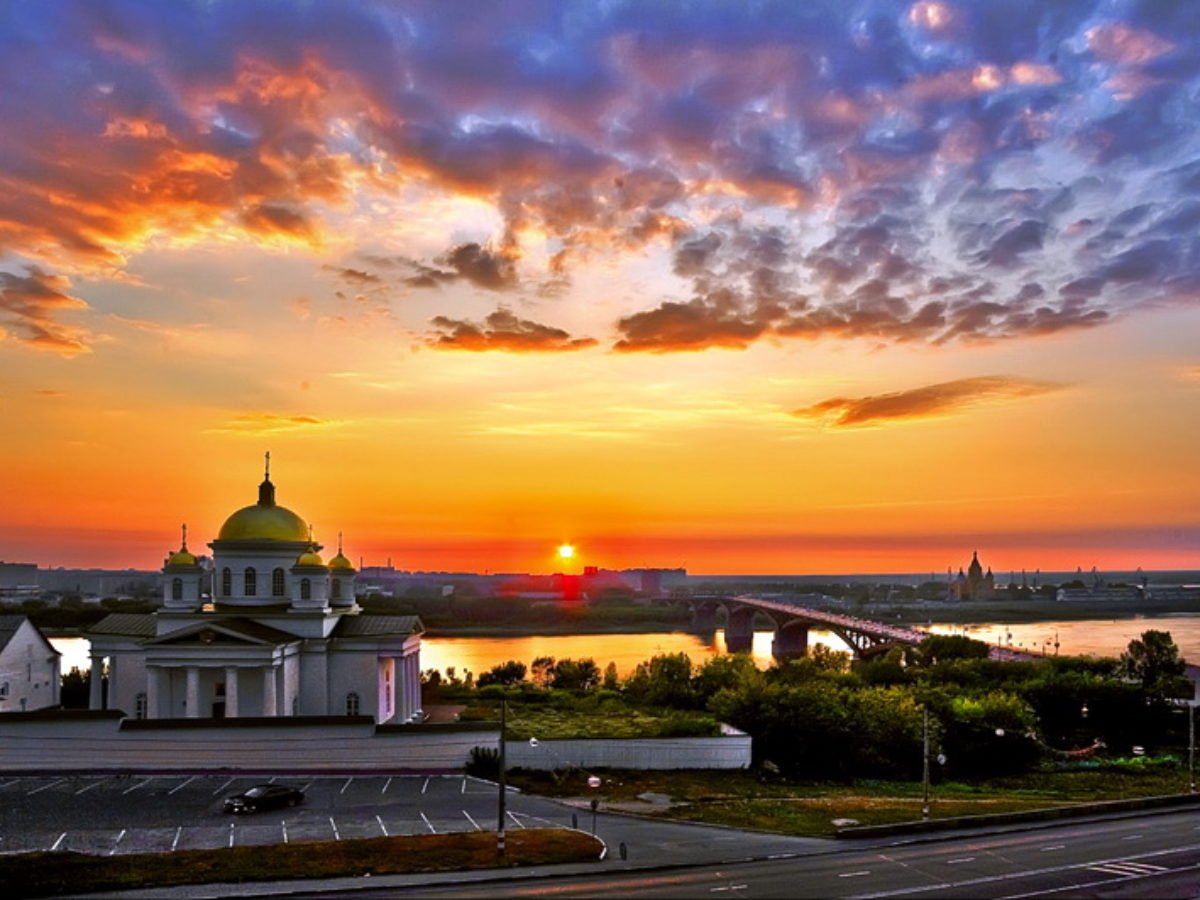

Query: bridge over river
[661,594,1039,662]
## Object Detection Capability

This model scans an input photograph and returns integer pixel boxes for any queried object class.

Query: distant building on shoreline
[947,551,995,601]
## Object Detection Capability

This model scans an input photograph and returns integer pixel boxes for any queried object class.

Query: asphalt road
[273,808,1200,900]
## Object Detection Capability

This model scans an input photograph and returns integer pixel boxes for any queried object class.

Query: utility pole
[497,699,507,857]
[921,706,931,820]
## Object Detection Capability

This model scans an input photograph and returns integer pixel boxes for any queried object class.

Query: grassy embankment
[0,828,602,898]
[508,765,1193,837]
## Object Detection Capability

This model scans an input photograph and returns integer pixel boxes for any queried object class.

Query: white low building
[86,460,423,723]
[0,616,61,712]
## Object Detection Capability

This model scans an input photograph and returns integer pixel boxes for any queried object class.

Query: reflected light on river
[50,615,1200,680]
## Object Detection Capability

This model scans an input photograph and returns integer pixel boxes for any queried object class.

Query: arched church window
[300,578,311,600]
[331,579,341,600]
[244,567,257,597]
[171,578,183,601]
[346,692,360,716]
[221,568,231,597]
[272,568,286,597]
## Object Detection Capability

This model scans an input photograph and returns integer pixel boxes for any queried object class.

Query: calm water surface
[51,614,1200,677]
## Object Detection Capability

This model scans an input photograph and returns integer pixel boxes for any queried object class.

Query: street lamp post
[497,699,507,857]
[1189,703,1196,795]
[921,706,931,820]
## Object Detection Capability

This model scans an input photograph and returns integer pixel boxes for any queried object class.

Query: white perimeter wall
[0,717,497,772]
[506,735,752,770]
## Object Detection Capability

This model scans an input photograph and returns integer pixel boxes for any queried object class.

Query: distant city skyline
[1,2,1197,574]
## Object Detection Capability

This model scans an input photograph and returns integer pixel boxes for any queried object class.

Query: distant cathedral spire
[180,522,188,552]
[258,451,276,506]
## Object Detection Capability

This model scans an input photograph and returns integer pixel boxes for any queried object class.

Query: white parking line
[212,778,236,796]
[28,779,67,795]
[420,811,436,833]
[281,821,289,844]
[0,779,19,790]
[167,776,196,795]
[268,776,277,784]
[421,777,430,794]
[1122,834,1143,841]
[171,827,182,852]
[376,814,388,837]
[1041,845,1065,852]
[228,823,235,848]
[506,811,524,829]
[330,817,341,841]
[122,778,153,795]
[946,857,975,865]
[839,871,870,878]
[340,777,354,795]
[463,810,481,831]
[51,833,66,851]
[461,778,467,794]
[75,780,104,795]
[300,781,314,793]
[382,777,392,794]
[109,829,126,856]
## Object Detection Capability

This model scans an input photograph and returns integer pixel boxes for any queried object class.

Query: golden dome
[166,548,198,567]
[218,504,309,542]
[329,552,354,572]
[294,548,326,568]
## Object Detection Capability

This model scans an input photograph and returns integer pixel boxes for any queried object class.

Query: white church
[87,458,423,723]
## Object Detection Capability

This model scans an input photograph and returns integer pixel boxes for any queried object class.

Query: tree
[602,661,620,691]
[1118,630,1187,699]
[916,634,990,665]
[550,658,600,691]
[531,656,556,687]
[625,653,695,707]
[478,660,527,687]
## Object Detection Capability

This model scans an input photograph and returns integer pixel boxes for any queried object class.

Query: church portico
[87,459,423,725]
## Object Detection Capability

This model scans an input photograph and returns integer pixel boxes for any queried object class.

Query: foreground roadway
[269,808,1200,900]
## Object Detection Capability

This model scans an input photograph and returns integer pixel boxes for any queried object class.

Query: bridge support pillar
[724,607,756,654]
[692,605,717,632]
[772,626,809,661]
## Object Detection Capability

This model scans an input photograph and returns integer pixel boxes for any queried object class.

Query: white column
[145,666,162,719]
[262,665,277,717]
[89,655,104,710]
[411,654,422,717]
[185,666,200,719]
[396,657,409,722]
[225,666,240,718]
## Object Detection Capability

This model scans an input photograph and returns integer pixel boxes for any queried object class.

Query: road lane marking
[420,812,436,833]
[507,811,524,829]
[382,777,392,794]
[330,817,341,840]
[461,777,467,794]
[376,814,388,837]
[300,781,314,793]
[167,776,196,795]
[839,871,871,878]
[1040,844,1065,851]
[228,823,235,848]
[1122,834,1142,840]
[51,833,66,851]
[212,778,236,796]
[0,779,19,790]
[849,841,1200,898]
[75,780,104,795]
[28,779,67,795]
[171,827,182,852]
[421,777,430,794]
[946,857,975,864]
[281,821,289,844]
[710,886,748,893]
[109,829,126,856]
[122,779,153,795]
[340,777,354,795]
[463,810,481,831]
[268,776,277,784]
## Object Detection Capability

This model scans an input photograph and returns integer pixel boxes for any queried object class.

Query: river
[50,614,1200,678]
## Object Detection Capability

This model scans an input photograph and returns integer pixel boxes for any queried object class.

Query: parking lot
[0,774,568,856]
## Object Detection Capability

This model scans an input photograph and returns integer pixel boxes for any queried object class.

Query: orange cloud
[792,375,1062,428]
[215,413,333,434]
[0,267,92,356]
[429,308,597,352]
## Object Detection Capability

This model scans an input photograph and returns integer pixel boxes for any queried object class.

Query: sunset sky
[1,1,1198,575]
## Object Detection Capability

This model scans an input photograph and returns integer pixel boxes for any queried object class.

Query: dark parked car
[223,784,304,814]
